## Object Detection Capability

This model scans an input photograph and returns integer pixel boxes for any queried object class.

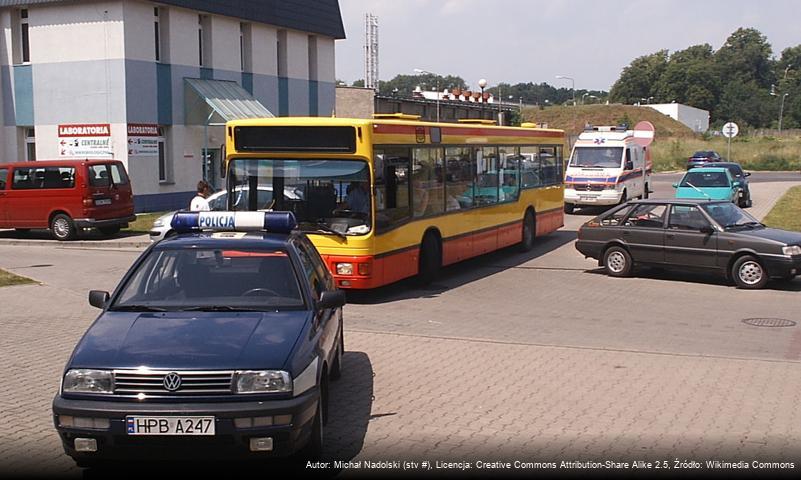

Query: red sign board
[127,123,161,136]
[58,124,111,137]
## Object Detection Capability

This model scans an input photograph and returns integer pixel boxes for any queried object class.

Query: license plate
[579,195,596,201]
[95,198,112,206]
[126,416,215,436]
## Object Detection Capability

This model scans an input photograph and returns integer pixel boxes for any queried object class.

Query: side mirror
[699,225,715,235]
[317,290,346,309]
[744,172,751,177]
[672,183,678,188]
[625,161,634,171]
[732,181,741,187]
[88,290,110,309]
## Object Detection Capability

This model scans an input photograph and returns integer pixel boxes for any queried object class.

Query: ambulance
[563,121,654,213]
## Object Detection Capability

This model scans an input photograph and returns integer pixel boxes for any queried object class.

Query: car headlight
[152,219,164,228]
[234,370,292,394]
[783,245,801,256]
[62,369,114,394]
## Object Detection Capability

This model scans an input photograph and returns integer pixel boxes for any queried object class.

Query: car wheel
[50,214,77,241]
[98,225,121,236]
[418,232,441,285]
[518,210,536,252]
[300,388,325,460]
[732,255,768,289]
[330,324,344,381]
[603,246,633,277]
[564,203,574,214]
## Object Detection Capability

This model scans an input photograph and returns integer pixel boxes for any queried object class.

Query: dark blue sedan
[52,212,345,466]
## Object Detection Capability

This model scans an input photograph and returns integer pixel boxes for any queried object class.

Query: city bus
[222,115,565,289]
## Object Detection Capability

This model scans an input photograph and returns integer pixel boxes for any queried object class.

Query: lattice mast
[364,13,379,91]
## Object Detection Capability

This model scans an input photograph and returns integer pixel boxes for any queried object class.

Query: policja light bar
[170,211,297,233]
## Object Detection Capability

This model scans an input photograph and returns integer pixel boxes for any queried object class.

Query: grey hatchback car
[575,199,801,289]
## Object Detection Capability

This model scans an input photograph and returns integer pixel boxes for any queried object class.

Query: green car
[673,167,741,203]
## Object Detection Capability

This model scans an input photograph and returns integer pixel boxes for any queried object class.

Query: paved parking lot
[1,174,800,477]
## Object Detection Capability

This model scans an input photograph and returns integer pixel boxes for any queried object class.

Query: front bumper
[762,255,801,279]
[564,188,623,206]
[74,215,136,229]
[52,390,318,461]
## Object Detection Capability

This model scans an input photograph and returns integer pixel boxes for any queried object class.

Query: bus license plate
[126,416,215,435]
[95,198,112,206]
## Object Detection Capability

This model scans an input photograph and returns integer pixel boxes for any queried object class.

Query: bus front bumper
[564,188,623,206]
[322,254,381,289]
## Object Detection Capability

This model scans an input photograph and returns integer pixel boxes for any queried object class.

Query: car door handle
[666,233,675,239]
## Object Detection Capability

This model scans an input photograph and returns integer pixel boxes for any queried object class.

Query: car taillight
[83,197,93,207]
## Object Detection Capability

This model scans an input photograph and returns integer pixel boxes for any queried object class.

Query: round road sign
[633,120,655,147]
[722,122,739,138]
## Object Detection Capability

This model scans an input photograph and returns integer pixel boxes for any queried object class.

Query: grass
[123,212,169,234]
[651,136,801,172]
[0,268,37,287]
[763,186,801,232]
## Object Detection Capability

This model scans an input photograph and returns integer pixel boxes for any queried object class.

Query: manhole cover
[742,318,797,328]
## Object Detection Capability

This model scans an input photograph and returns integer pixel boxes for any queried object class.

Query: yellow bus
[223,115,565,289]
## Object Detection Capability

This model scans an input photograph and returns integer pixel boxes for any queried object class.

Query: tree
[656,44,718,111]
[716,79,774,127]
[609,50,668,104]
[714,28,775,89]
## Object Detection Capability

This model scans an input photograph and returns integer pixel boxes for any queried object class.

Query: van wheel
[603,246,633,277]
[732,255,768,289]
[518,210,536,252]
[643,184,650,199]
[418,232,441,285]
[51,214,77,241]
[98,225,121,236]
[618,190,628,205]
[564,203,574,214]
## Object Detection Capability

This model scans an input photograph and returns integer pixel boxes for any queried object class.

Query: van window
[0,168,7,190]
[110,164,129,185]
[88,165,111,187]
[12,167,75,189]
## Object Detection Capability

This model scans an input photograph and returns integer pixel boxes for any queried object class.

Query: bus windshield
[228,158,372,236]
[569,147,623,168]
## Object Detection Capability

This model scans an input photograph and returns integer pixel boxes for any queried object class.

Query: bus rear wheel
[418,232,441,285]
[519,210,536,252]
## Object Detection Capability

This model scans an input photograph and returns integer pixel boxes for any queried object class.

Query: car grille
[570,183,606,192]
[113,370,234,395]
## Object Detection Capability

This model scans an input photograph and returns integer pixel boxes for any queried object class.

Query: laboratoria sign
[58,124,111,137]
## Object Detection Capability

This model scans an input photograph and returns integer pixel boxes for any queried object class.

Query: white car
[149,187,299,242]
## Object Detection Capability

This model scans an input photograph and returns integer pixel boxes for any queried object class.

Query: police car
[52,211,345,466]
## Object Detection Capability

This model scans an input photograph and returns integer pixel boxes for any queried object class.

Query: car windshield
[680,171,730,187]
[700,203,761,229]
[569,147,623,168]
[229,159,371,236]
[112,247,305,311]
[692,151,714,158]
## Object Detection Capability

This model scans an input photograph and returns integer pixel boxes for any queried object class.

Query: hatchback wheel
[603,246,633,277]
[732,255,768,289]
[50,214,77,241]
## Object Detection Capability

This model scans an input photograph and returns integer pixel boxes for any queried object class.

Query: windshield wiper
[299,222,346,239]
[179,306,265,312]
[684,182,711,199]
[110,305,168,312]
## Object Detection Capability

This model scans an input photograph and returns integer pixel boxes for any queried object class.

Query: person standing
[190,180,212,211]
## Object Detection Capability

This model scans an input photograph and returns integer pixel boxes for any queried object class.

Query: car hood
[729,227,801,245]
[675,187,733,200]
[69,310,310,370]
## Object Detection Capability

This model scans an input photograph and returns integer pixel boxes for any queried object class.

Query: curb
[0,239,150,249]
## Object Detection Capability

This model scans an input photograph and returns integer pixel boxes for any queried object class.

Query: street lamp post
[414,68,440,122]
[779,93,789,133]
[478,78,487,119]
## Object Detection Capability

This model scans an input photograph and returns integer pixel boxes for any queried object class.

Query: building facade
[0,0,345,211]
[646,103,710,133]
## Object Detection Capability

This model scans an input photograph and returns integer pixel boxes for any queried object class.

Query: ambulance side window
[624,149,633,170]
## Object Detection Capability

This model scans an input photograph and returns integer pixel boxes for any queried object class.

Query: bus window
[445,147,473,211]
[499,146,520,202]
[520,146,542,188]
[539,146,558,185]
[375,147,411,232]
[412,147,444,217]
[475,146,498,206]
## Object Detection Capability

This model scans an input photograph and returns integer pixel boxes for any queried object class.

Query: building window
[198,15,211,67]
[24,128,36,161]
[277,30,287,77]
[154,7,160,61]
[308,35,318,81]
[158,139,167,182]
[21,9,30,63]
[240,23,252,72]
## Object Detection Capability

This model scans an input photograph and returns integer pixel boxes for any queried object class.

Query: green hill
[522,103,695,139]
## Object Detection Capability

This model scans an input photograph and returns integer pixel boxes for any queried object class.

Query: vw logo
[163,372,182,391]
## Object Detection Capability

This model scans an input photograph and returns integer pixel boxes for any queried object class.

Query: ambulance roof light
[170,211,297,234]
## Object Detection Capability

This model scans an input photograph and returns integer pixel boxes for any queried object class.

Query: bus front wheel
[418,233,441,285]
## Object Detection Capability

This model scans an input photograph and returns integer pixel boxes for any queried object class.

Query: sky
[335,0,799,91]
